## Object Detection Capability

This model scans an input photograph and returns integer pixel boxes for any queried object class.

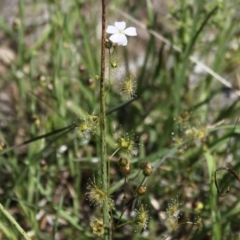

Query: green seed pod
[118,157,129,167]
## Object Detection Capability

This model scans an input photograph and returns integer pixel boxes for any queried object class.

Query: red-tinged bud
[86,78,94,86]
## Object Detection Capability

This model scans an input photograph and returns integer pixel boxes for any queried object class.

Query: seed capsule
[0,142,7,151]
[142,163,152,177]
[120,163,131,176]
[118,157,129,167]
[105,39,112,49]
[86,78,94,87]
[137,185,147,196]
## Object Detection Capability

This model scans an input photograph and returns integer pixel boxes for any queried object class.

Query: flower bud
[79,65,86,73]
[37,75,47,87]
[12,18,21,31]
[0,142,7,151]
[118,157,129,167]
[105,39,112,49]
[86,78,94,87]
[180,111,189,119]
[137,185,147,196]
[110,60,119,69]
[40,159,47,168]
[142,163,152,177]
[120,163,131,176]
[94,75,100,81]
[139,162,148,169]
[32,115,40,128]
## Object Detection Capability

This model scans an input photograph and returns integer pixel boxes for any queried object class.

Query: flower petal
[114,21,126,30]
[117,34,128,46]
[109,33,122,43]
[106,25,119,34]
[124,27,137,36]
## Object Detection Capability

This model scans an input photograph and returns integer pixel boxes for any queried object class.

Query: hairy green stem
[100,0,110,239]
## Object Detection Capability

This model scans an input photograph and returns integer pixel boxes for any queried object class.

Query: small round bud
[118,157,129,167]
[105,39,112,49]
[94,75,100,81]
[79,65,86,73]
[37,75,47,87]
[120,163,131,176]
[110,60,119,69]
[180,111,189,119]
[194,201,204,212]
[32,115,40,128]
[139,162,148,169]
[12,18,21,30]
[142,163,152,177]
[0,142,7,151]
[178,148,184,155]
[40,160,47,168]
[137,185,147,196]
[86,78,94,86]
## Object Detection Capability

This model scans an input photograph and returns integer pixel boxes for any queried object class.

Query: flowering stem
[100,0,110,239]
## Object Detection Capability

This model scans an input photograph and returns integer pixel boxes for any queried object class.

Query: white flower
[106,21,137,46]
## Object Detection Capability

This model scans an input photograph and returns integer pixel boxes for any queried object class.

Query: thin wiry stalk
[100,0,110,239]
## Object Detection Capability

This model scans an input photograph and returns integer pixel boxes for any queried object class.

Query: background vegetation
[0,0,240,239]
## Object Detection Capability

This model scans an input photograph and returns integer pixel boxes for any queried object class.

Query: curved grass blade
[0,124,76,155]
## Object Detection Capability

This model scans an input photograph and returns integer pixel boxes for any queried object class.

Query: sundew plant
[1,0,240,239]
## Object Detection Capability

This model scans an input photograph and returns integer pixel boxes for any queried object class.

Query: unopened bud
[79,65,86,73]
[110,60,119,69]
[86,78,94,87]
[142,163,152,177]
[105,39,112,49]
[40,160,47,168]
[139,162,148,169]
[0,142,7,151]
[118,157,129,167]
[120,163,131,176]
[32,115,40,128]
[137,185,147,196]
[12,18,21,30]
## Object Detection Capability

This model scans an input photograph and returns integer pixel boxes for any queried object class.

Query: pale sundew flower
[106,21,137,46]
